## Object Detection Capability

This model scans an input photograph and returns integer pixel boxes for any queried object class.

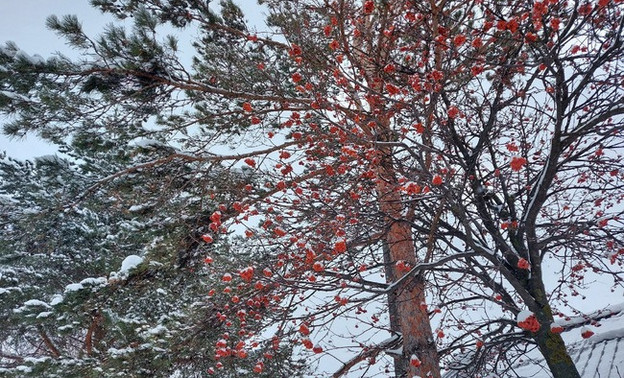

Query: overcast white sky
[0,1,108,55]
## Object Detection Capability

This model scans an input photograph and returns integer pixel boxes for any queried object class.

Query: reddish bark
[38,327,61,358]
[376,155,440,378]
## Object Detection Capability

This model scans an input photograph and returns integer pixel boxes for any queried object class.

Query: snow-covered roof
[445,306,624,377]
[573,334,624,377]
[515,309,624,378]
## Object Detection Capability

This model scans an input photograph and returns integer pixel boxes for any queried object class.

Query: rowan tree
[1,0,623,377]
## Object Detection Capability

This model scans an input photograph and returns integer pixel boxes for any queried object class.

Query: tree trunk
[38,327,61,358]
[383,242,408,377]
[376,162,441,378]
[353,3,440,373]
[85,310,104,356]
[534,327,581,378]
[529,277,581,378]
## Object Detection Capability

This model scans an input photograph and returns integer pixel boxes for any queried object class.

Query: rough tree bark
[353,2,441,374]
[376,146,440,378]
[529,271,581,378]
[383,242,408,377]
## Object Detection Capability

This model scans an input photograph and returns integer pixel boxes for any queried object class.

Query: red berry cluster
[517,311,540,332]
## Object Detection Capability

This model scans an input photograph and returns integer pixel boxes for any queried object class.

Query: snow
[35,154,62,163]
[128,204,150,212]
[79,277,107,286]
[120,255,143,274]
[522,157,550,224]
[128,138,176,151]
[0,44,15,57]
[147,325,168,335]
[1,268,18,276]
[557,302,624,327]
[551,322,564,330]
[591,327,624,343]
[107,346,135,357]
[23,357,50,364]
[64,283,84,293]
[23,299,51,308]
[36,311,53,319]
[0,90,28,101]
[386,346,402,356]
[581,326,594,336]
[473,240,494,254]
[50,294,64,306]
[0,193,19,205]
[14,365,32,373]
[516,310,534,323]
[15,49,45,65]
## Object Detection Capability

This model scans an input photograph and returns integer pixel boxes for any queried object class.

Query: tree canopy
[1,0,623,377]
